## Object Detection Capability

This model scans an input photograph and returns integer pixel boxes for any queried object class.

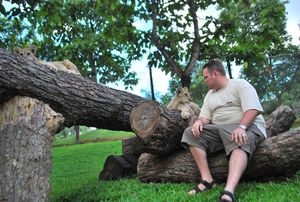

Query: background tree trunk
[0,96,64,202]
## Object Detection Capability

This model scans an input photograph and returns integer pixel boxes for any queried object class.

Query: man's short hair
[203,59,226,76]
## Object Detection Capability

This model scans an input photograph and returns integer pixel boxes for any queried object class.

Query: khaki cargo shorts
[181,123,265,160]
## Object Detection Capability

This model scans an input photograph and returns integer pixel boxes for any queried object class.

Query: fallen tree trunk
[130,100,296,156]
[130,99,190,155]
[0,96,64,202]
[137,128,300,183]
[0,48,145,130]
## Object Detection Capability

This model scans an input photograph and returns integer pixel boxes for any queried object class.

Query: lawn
[53,129,135,145]
[51,134,300,201]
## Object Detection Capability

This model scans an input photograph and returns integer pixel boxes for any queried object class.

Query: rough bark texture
[0,96,64,202]
[265,105,297,137]
[0,48,144,130]
[130,99,190,155]
[122,136,144,156]
[137,128,300,183]
[134,104,298,183]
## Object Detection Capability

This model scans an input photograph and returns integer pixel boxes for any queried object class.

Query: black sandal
[219,190,235,202]
[189,179,217,194]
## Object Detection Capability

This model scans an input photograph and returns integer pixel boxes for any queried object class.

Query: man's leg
[221,148,248,201]
[188,146,215,194]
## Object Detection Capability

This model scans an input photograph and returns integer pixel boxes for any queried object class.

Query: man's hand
[191,119,203,137]
[232,127,248,145]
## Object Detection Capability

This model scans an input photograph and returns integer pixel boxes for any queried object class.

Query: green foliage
[55,126,93,139]
[215,0,289,66]
[0,17,38,51]
[241,47,300,105]
[1,0,144,88]
[263,99,280,115]
[1,0,294,101]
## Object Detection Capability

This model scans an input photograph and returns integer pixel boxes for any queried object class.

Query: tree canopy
[0,0,297,100]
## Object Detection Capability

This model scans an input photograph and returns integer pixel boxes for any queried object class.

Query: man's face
[203,68,215,89]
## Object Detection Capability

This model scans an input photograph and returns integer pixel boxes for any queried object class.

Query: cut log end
[130,100,161,138]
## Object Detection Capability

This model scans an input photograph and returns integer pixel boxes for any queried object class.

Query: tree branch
[150,0,183,76]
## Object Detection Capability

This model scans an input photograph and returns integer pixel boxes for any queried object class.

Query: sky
[107,0,300,97]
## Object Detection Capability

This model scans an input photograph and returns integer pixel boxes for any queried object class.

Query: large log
[130,99,190,155]
[137,128,300,183]
[122,136,144,156]
[0,48,144,130]
[130,100,296,156]
[0,96,64,202]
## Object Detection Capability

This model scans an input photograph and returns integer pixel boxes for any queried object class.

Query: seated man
[181,59,266,202]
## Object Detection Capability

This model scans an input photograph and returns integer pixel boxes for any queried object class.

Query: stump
[0,96,64,202]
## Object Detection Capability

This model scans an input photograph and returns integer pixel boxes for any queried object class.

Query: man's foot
[188,179,217,195]
[219,190,235,202]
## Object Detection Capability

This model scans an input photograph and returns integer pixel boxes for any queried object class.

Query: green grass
[51,139,300,202]
[53,129,135,145]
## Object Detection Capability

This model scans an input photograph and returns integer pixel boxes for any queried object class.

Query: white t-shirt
[200,79,266,137]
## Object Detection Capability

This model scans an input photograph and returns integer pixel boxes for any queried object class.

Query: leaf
[261,18,268,24]
[217,0,226,7]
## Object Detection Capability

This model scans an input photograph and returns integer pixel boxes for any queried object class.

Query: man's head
[203,59,226,76]
[202,59,228,90]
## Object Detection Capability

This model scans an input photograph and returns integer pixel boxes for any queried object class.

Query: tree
[143,0,289,88]
[1,0,143,88]
[0,0,290,90]
[240,44,300,108]
[214,0,289,70]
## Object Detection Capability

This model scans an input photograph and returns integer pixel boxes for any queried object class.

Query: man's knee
[183,126,193,136]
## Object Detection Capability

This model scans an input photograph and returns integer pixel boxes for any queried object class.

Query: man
[181,59,266,202]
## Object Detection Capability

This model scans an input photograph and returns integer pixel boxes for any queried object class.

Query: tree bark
[130,99,190,155]
[122,136,144,156]
[265,105,296,137]
[137,128,300,183]
[0,96,64,202]
[0,48,144,130]
[98,155,138,181]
